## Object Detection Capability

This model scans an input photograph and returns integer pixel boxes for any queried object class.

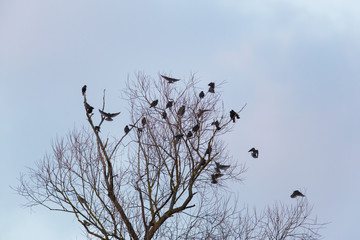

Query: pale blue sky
[1,1,359,239]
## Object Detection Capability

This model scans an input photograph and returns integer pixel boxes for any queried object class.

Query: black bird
[215,162,230,171]
[85,102,94,114]
[200,158,206,165]
[95,126,100,132]
[161,75,180,83]
[77,195,88,204]
[166,100,174,109]
[83,220,91,227]
[186,131,193,138]
[162,111,167,119]
[192,124,200,132]
[211,120,221,130]
[205,146,212,155]
[197,109,211,118]
[174,134,184,143]
[99,109,121,121]
[142,117,147,126]
[211,173,223,184]
[150,99,158,108]
[177,105,185,117]
[230,110,240,122]
[82,85,87,95]
[208,82,215,93]
[199,91,205,99]
[124,125,130,134]
[248,148,259,158]
[291,190,305,198]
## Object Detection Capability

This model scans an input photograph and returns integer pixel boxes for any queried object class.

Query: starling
[199,91,205,99]
[85,102,94,114]
[174,134,184,143]
[230,110,240,122]
[208,82,215,93]
[192,124,200,132]
[162,111,167,119]
[211,173,223,184]
[291,190,305,198]
[83,220,91,227]
[248,148,259,158]
[124,125,130,134]
[99,109,121,121]
[186,131,193,138]
[197,109,211,118]
[161,75,180,83]
[211,120,221,130]
[205,146,212,155]
[215,162,230,171]
[166,100,174,109]
[95,126,100,132]
[82,85,87,95]
[177,105,185,117]
[77,195,88,204]
[150,99,158,108]
[142,117,147,126]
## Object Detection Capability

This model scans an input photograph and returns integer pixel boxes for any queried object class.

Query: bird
[177,105,185,117]
[192,124,200,132]
[161,75,180,83]
[186,131,193,138]
[77,195,88,204]
[248,148,259,158]
[197,109,211,118]
[211,120,221,130]
[83,220,91,227]
[142,117,147,125]
[211,173,223,184]
[215,162,230,171]
[205,146,212,155]
[199,91,205,99]
[124,125,130,134]
[85,102,94,114]
[230,110,240,122]
[162,111,167,119]
[95,126,100,132]
[166,100,174,109]
[291,190,305,198]
[99,109,121,121]
[150,99,158,108]
[208,82,215,93]
[174,134,184,143]
[200,158,206,165]
[82,85,87,95]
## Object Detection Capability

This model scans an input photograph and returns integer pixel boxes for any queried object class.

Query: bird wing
[108,112,121,117]
[161,75,180,82]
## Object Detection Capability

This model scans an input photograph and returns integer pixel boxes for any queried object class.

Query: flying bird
[215,162,230,171]
[177,105,185,117]
[291,190,305,198]
[82,85,87,95]
[85,102,94,114]
[124,125,130,134]
[208,82,215,93]
[211,120,221,130]
[211,173,223,184]
[230,110,240,122]
[162,111,167,119]
[192,124,200,132]
[150,99,158,108]
[161,75,180,83]
[77,195,88,204]
[248,148,259,158]
[142,117,147,126]
[99,109,121,121]
[197,109,211,118]
[166,100,174,109]
[199,91,205,99]
[186,131,193,138]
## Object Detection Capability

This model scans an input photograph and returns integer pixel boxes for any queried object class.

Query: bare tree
[18,73,324,239]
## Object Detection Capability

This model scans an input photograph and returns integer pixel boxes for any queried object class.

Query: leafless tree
[17,73,325,239]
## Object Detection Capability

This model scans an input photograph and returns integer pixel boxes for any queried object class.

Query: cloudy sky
[1,0,359,239]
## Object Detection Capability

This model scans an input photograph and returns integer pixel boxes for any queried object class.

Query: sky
[1,0,359,239]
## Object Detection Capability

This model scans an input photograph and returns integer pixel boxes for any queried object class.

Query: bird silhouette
[177,105,185,117]
[124,125,130,134]
[192,124,200,132]
[211,173,223,184]
[248,148,259,158]
[99,109,121,121]
[230,110,240,122]
[291,190,305,198]
[197,109,211,118]
[211,120,221,130]
[95,126,100,132]
[200,158,206,165]
[83,220,91,227]
[82,85,87,95]
[85,102,94,114]
[161,75,180,83]
[199,91,205,99]
[166,100,174,109]
[77,195,88,204]
[174,134,184,143]
[142,117,147,126]
[162,111,167,119]
[150,99,158,108]
[186,131,193,138]
[208,82,215,93]
[215,162,230,171]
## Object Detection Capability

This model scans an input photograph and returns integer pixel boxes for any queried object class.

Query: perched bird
[77,195,88,204]
[208,82,215,93]
[95,126,100,132]
[215,162,230,171]
[192,124,200,132]
[82,85,87,95]
[99,109,121,121]
[205,146,212,155]
[142,117,147,126]
[211,173,223,184]
[230,110,240,122]
[248,148,259,158]
[161,75,180,83]
[200,158,206,166]
[150,99,158,108]
[177,105,185,117]
[199,91,205,99]
[211,120,221,130]
[124,125,130,134]
[197,109,211,118]
[162,111,167,119]
[85,102,94,114]
[166,100,174,109]
[186,131,193,138]
[291,190,305,198]
[83,220,91,227]
[174,134,184,143]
